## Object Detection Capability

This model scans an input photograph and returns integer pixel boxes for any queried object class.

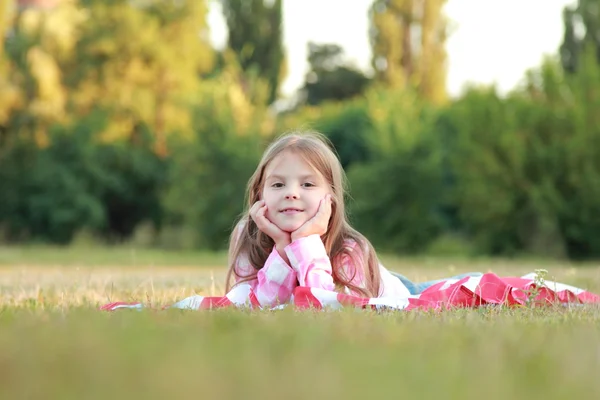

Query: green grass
[1,245,600,399]
[0,244,229,267]
[1,307,600,399]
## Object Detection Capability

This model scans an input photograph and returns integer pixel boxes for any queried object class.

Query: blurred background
[0,0,597,261]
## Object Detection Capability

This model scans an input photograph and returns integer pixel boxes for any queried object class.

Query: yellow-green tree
[0,0,79,147]
[69,0,214,155]
[369,0,448,104]
[0,0,19,137]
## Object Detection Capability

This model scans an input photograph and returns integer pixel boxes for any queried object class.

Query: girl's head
[228,130,381,297]
[247,131,345,241]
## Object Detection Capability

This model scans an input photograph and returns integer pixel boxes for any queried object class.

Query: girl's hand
[291,194,332,242]
[249,200,291,248]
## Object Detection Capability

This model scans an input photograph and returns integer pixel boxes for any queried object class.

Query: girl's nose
[285,193,298,200]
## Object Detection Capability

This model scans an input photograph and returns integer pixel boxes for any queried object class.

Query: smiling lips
[280,208,303,214]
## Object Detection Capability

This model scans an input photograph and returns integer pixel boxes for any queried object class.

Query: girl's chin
[268,214,308,234]
[279,226,301,234]
[276,222,304,233]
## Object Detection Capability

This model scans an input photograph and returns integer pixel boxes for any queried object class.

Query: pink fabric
[100,272,600,312]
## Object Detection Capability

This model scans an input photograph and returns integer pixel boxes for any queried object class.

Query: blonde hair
[225,130,381,297]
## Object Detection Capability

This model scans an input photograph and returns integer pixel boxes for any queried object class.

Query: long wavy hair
[225,131,381,297]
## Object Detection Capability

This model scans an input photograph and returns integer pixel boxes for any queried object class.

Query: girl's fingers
[256,205,274,231]
[257,205,268,221]
[250,201,265,222]
[251,201,286,240]
[317,197,325,213]
[314,195,332,233]
[318,195,332,218]
[249,201,261,218]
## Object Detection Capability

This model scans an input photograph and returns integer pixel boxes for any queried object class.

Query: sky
[207,0,577,98]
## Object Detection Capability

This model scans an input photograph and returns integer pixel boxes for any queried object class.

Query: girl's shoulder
[342,238,358,249]
[232,218,249,243]
[338,235,376,264]
[341,237,368,256]
[342,233,371,249]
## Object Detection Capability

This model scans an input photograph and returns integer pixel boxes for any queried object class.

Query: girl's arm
[284,234,336,291]
[235,234,335,305]
[233,249,298,307]
[230,223,299,307]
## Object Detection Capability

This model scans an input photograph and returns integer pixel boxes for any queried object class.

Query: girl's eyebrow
[266,174,317,181]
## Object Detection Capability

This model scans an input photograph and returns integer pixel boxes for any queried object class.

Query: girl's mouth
[280,208,303,214]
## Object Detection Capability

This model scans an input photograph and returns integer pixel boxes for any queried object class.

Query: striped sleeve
[230,220,298,308]
[252,249,298,306]
[285,235,336,291]
[233,248,298,307]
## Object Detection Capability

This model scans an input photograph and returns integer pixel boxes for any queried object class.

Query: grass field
[1,245,600,400]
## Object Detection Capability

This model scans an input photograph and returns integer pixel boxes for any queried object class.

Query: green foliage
[317,102,372,170]
[560,0,600,74]
[3,0,600,262]
[0,113,166,244]
[162,75,266,250]
[369,0,448,104]
[552,48,600,258]
[221,0,285,104]
[347,89,444,253]
[68,0,214,154]
[445,83,576,257]
[0,131,105,244]
[347,153,443,254]
[281,100,372,170]
[441,87,527,255]
[299,42,371,106]
[164,133,262,250]
[444,52,600,259]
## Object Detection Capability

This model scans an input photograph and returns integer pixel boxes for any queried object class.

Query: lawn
[0,245,599,400]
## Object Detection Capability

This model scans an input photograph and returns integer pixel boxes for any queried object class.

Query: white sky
[207,0,577,98]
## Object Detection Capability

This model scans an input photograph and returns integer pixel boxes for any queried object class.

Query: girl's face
[261,151,331,233]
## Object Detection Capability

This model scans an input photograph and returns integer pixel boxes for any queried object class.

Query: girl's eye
[271,183,284,188]
[302,182,315,188]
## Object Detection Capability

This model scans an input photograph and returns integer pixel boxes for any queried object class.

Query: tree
[69,0,214,156]
[0,113,167,244]
[0,1,8,55]
[369,0,448,104]
[0,0,20,144]
[1,0,80,148]
[162,74,267,250]
[560,0,600,74]
[221,0,285,104]
[347,88,444,253]
[299,42,370,106]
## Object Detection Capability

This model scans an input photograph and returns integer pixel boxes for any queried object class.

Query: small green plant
[526,268,549,307]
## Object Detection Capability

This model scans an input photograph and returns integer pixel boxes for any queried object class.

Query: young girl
[225,130,412,307]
